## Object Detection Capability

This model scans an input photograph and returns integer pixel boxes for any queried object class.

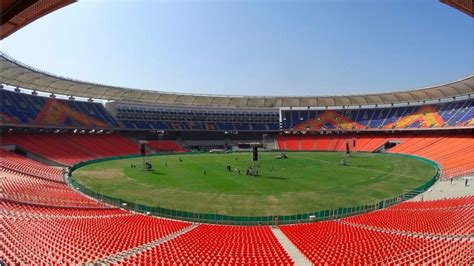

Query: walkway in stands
[271,227,311,266]
[411,177,474,201]
[1,209,133,220]
[94,223,198,264]
[338,220,471,239]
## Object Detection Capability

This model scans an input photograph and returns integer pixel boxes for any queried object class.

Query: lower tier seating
[280,221,472,265]
[1,214,191,265]
[2,133,140,166]
[117,224,293,265]
[0,152,192,265]
[387,135,474,177]
[342,196,474,236]
[0,149,64,182]
[146,140,186,153]
[1,201,129,218]
[389,196,474,210]
[1,133,473,265]
[2,133,186,166]
[277,134,390,152]
[277,133,474,178]
[1,168,104,208]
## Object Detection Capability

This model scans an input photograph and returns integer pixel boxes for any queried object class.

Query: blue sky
[2,0,473,96]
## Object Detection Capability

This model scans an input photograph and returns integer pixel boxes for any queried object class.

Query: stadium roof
[440,0,474,17]
[1,0,75,40]
[1,53,473,108]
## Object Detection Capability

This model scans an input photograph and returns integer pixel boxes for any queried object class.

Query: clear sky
[2,0,473,96]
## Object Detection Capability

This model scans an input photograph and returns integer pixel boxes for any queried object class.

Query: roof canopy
[440,0,474,17]
[1,54,473,108]
[1,0,75,40]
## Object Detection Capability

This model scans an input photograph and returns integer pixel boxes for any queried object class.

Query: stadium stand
[342,196,474,236]
[279,220,472,265]
[2,133,139,166]
[2,88,472,132]
[1,149,295,265]
[2,151,472,264]
[2,201,130,218]
[117,224,293,265]
[111,102,280,131]
[1,89,119,128]
[277,134,390,152]
[277,133,474,178]
[2,133,185,166]
[389,196,474,209]
[1,168,104,208]
[0,149,64,182]
[0,150,192,265]
[1,214,191,265]
[282,98,474,130]
[386,134,474,177]
[146,140,186,153]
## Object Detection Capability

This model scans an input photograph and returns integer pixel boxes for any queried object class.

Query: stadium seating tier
[277,133,474,178]
[3,89,473,131]
[1,89,119,128]
[282,99,473,130]
[1,133,185,166]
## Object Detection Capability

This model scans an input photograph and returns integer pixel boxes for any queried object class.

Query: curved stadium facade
[1,53,473,132]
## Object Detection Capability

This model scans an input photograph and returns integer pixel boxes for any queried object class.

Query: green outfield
[73,152,436,216]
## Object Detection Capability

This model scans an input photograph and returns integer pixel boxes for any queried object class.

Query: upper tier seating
[282,99,473,130]
[1,89,118,128]
[3,88,472,132]
[114,102,280,131]
[117,224,293,265]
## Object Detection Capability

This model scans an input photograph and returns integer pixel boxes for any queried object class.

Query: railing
[68,152,439,225]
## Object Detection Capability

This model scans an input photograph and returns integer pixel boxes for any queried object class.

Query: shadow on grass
[257,175,290,180]
[139,170,166,176]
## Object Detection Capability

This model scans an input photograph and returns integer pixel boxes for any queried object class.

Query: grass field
[73,152,436,216]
